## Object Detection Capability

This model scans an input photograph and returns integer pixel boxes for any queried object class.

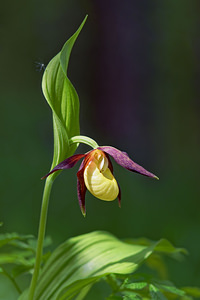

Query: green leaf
[125,282,148,291]
[153,280,185,297]
[126,238,187,260]
[105,274,122,293]
[153,239,187,259]
[42,16,87,171]
[0,253,33,266]
[145,254,168,279]
[123,295,142,300]
[182,286,200,298]
[149,284,167,300]
[0,233,51,280]
[126,238,186,280]
[30,231,177,300]
[74,283,93,300]
[18,289,29,300]
[0,233,34,248]
[12,264,33,278]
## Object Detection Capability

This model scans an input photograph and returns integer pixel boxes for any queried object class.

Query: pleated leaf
[42,16,87,170]
[24,231,184,300]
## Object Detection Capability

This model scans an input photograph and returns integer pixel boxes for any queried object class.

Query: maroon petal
[117,182,121,208]
[98,146,158,179]
[42,154,85,179]
[105,153,114,174]
[77,160,87,216]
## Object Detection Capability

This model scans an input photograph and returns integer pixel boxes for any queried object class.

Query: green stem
[69,135,99,149]
[28,176,54,300]
[28,135,97,299]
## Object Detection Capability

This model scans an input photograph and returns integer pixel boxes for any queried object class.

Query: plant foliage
[2,16,200,300]
[42,16,87,171]
[17,231,199,300]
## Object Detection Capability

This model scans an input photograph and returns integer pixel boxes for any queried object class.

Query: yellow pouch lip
[84,158,119,201]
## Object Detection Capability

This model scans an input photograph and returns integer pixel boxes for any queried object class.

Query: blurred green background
[1,0,200,298]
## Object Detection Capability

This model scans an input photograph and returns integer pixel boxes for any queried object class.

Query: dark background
[1,0,200,298]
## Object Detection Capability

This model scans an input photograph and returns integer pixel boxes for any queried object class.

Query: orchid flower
[42,146,158,216]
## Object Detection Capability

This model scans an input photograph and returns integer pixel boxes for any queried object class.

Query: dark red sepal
[41,154,85,179]
[77,159,87,216]
[117,183,121,208]
[98,146,158,179]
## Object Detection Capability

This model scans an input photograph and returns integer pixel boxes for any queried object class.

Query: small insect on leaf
[35,61,46,72]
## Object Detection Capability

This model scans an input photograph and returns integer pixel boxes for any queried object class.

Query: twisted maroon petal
[117,182,121,208]
[42,154,85,179]
[98,146,158,179]
[77,159,87,216]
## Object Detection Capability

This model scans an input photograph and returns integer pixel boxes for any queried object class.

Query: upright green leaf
[42,16,87,170]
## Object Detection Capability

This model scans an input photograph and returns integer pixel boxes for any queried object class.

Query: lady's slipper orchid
[42,146,158,216]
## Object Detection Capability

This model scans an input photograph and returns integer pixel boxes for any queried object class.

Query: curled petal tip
[81,207,86,217]
[154,175,159,180]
